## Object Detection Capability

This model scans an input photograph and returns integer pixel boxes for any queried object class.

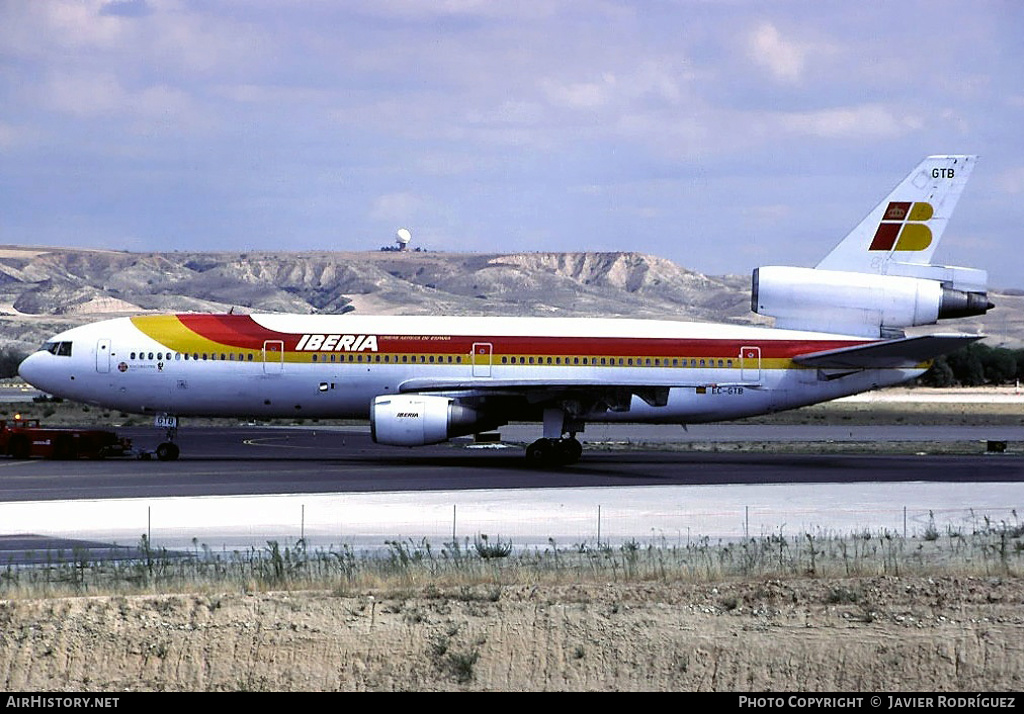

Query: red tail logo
[868,202,934,252]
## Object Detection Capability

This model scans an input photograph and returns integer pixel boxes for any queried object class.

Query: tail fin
[816,155,976,274]
[752,155,991,338]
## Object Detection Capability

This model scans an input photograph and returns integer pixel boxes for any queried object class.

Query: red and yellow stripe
[130,314,868,368]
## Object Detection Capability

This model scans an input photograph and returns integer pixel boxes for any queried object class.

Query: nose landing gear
[155,440,180,461]
[144,415,180,461]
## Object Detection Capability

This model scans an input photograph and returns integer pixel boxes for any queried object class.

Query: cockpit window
[41,341,73,357]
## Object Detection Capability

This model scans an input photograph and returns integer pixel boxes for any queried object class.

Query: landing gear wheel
[564,437,583,463]
[525,438,552,464]
[155,442,180,461]
[525,437,582,467]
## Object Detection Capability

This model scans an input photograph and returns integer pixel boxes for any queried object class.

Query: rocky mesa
[1,245,1020,354]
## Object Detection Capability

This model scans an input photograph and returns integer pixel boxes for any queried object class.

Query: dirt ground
[1,575,1022,691]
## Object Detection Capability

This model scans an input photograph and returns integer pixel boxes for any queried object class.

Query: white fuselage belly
[19,314,922,424]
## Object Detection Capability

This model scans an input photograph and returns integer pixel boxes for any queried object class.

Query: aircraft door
[263,340,284,374]
[96,339,111,373]
[471,342,492,377]
[740,345,761,382]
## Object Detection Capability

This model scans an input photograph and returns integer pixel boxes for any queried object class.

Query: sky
[2,0,1023,288]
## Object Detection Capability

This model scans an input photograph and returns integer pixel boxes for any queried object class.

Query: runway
[0,425,1021,561]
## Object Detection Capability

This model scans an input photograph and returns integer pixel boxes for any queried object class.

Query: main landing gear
[525,436,583,466]
[525,407,585,466]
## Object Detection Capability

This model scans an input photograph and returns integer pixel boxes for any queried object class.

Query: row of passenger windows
[500,355,734,367]
[124,351,736,367]
[129,351,255,362]
[125,351,469,364]
[311,353,465,364]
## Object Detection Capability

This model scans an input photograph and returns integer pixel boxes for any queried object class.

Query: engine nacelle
[752,266,991,337]
[370,394,503,446]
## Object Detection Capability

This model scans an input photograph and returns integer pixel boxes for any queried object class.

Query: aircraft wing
[397,375,761,411]
[792,334,982,369]
[397,376,710,392]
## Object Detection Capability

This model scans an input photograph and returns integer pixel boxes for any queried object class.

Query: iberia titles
[294,334,379,352]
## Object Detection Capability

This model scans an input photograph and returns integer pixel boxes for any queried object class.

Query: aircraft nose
[17,351,48,389]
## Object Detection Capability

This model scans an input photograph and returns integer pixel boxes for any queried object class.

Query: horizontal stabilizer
[793,334,982,369]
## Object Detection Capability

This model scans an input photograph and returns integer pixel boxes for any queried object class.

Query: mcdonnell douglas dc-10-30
[17,156,992,465]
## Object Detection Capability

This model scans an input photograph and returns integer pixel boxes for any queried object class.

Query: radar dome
[395,228,412,247]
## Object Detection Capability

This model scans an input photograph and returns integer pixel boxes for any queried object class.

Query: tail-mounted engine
[752,265,992,338]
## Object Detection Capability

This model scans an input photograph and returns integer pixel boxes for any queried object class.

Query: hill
[1,245,1019,354]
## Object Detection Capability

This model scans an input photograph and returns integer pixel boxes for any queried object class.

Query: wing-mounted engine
[752,265,992,338]
[370,394,505,446]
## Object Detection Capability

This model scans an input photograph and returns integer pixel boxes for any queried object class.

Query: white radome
[395,228,412,245]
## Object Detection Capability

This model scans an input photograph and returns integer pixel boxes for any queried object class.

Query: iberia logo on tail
[868,201,934,252]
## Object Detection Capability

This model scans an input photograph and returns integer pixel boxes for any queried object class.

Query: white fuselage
[17,313,921,427]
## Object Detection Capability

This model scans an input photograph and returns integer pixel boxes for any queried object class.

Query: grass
[1,517,1023,600]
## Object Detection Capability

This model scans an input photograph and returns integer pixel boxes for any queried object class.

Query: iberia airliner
[18,156,991,464]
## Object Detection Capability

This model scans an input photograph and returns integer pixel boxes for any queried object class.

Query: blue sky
[2,1,1023,288]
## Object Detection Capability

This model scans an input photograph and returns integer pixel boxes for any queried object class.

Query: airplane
[17,155,992,465]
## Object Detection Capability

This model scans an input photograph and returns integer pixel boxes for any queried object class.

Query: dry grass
[3,518,1023,601]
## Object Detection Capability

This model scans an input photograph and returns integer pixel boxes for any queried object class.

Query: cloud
[540,73,619,110]
[40,71,195,129]
[777,104,924,140]
[994,166,1024,195]
[99,0,152,18]
[747,22,806,83]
